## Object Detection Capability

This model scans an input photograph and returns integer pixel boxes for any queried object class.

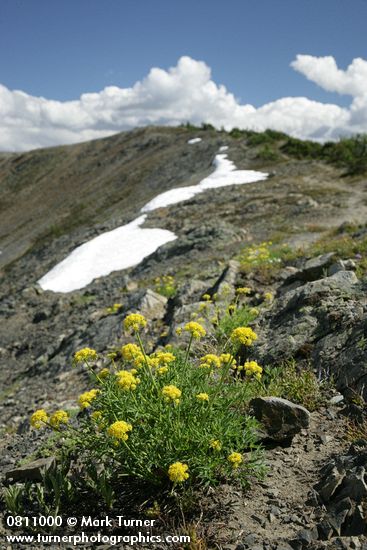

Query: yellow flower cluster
[151,351,176,366]
[107,420,133,441]
[196,392,209,402]
[157,366,169,375]
[228,452,243,468]
[106,303,122,315]
[202,294,211,301]
[230,327,258,346]
[244,361,263,379]
[74,347,98,363]
[219,353,236,368]
[116,370,140,391]
[236,287,252,295]
[121,343,140,361]
[30,409,48,429]
[123,313,147,333]
[184,321,206,339]
[49,410,69,429]
[162,385,181,404]
[168,462,189,483]
[264,291,274,302]
[210,439,222,451]
[98,368,110,379]
[78,389,99,409]
[246,242,272,264]
[121,343,145,368]
[154,275,176,296]
[199,354,221,369]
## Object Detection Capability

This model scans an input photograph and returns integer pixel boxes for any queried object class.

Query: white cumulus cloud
[0,54,366,151]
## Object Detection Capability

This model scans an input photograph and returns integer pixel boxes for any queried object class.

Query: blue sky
[1,0,366,105]
[1,0,367,150]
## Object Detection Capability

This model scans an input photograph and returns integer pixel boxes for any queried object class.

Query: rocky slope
[0,126,367,549]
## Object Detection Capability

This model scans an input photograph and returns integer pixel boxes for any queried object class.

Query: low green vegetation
[153,274,177,298]
[263,360,329,412]
[3,264,332,536]
[182,124,367,175]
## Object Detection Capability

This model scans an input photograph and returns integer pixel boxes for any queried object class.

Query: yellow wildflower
[162,385,181,404]
[175,327,182,336]
[184,321,206,340]
[228,304,236,312]
[49,410,69,429]
[78,389,99,409]
[196,392,209,402]
[250,307,259,316]
[123,313,147,332]
[91,411,103,422]
[121,343,141,361]
[202,294,211,301]
[228,452,243,468]
[168,462,189,483]
[219,353,236,367]
[210,440,222,451]
[116,370,140,391]
[244,361,263,379]
[30,409,48,429]
[74,347,98,364]
[157,366,169,375]
[230,327,258,346]
[98,368,110,379]
[152,351,176,366]
[199,354,221,369]
[236,287,251,295]
[107,352,117,360]
[264,292,274,302]
[107,420,132,441]
[106,303,122,314]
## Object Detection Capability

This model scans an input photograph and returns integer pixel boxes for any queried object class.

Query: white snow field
[38,216,177,292]
[38,151,267,292]
[141,153,267,212]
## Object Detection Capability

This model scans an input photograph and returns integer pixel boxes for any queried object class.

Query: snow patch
[38,216,177,293]
[38,152,267,293]
[187,137,202,144]
[141,153,267,212]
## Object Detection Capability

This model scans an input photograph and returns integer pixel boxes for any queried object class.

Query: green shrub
[256,145,281,162]
[154,275,177,298]
[28,313,265,514]
[281,137,323,159]
[264,360,328,411]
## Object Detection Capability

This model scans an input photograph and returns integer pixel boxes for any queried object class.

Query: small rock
[250,396,311,442]
[286,252,336,284]
[315,464,346,501]
[138,289,167,320]
[329,269,358,286]
[319,433,333,445]
[5,456,56,482]
[241,533,257,546]
[329,394,344,405]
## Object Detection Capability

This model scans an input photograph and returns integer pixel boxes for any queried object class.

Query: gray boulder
[250,396,310,442]
[5,456,56,483]
[255,270,367,399]
[137,289,167,320]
